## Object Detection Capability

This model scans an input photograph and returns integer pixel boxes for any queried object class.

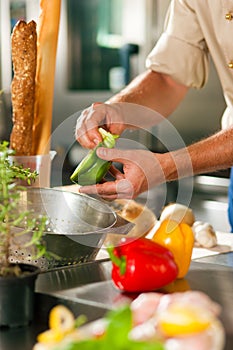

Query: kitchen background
[0,0,230,231]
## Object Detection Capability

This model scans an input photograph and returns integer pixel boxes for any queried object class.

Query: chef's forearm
[108,69,188,117]
[160,128,233,181]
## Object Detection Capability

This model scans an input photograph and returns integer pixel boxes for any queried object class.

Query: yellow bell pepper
[152,219,194,278]
[161,277,191,293]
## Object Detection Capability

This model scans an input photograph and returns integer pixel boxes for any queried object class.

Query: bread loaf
[105,199,157,246]
[32,0,61,154]
[10,20,37,155]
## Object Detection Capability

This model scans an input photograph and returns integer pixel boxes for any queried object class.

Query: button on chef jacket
[146,0,233,128]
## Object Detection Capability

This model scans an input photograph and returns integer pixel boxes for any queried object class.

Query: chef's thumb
[96,147,122,161]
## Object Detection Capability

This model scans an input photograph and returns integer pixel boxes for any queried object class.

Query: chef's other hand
[76,103,126,149]
[78,147,166,200]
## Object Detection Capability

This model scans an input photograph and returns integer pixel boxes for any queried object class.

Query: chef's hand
[78,147,166,200]
[76,103,126,149]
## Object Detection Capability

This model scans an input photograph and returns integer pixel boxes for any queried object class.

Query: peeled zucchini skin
[70,144,103,183]
[70,149,96,181]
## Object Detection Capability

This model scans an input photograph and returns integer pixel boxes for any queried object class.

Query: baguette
[10,20,37,156]
[32,0,61,155]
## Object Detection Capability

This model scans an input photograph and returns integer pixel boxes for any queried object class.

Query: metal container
[9,188,133,270]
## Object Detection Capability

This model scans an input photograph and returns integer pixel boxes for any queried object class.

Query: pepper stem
[107,246,126,275]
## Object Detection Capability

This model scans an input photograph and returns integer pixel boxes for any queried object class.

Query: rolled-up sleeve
[146,0,210,88]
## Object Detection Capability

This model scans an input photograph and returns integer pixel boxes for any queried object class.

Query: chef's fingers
[75,104,103,149]
[96,147,132,165]
[108,164,125,180]
[79,179,135,200]
[76,103,125,148]
[98,179,134,199]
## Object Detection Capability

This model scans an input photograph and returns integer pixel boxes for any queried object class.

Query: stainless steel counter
[0,255,233,350]
[195,251,233,267]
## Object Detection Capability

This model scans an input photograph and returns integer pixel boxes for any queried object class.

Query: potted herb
[0,140,48,327]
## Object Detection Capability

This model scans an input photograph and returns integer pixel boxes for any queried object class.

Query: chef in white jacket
[75,0,233,231]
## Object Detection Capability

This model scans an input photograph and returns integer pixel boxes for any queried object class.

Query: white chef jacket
[146,0,233,128]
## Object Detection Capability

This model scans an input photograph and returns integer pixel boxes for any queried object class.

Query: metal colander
[9,188,133,270]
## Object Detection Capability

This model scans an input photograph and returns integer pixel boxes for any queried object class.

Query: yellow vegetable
[161,277,191,293]
[37,305,75,345]
[37,329,64,344]
[152,219,194,278]
[158,304,212,336]
[49,305,75,333]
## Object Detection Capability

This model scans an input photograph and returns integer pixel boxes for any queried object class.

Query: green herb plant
[0,141,48,277]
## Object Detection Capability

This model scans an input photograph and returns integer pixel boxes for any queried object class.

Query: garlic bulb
[192,221,217,248]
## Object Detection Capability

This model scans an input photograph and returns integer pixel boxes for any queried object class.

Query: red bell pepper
[107,237,178,293]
